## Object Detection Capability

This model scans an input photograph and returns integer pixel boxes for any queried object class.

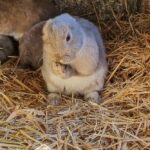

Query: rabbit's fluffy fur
[19,21,46,69]
[42,13,108,104]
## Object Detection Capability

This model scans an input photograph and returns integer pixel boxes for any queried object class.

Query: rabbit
[19,21,46,69]
[0,0,58,64]
[41,13,108,105]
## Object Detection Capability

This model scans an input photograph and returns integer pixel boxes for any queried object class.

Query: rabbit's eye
[66,34,71,42]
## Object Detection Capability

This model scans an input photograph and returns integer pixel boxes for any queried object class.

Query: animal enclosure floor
[0,14,150,150]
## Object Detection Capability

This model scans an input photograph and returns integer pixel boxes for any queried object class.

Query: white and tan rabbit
[42,13,108,105]
[0,0,58,63]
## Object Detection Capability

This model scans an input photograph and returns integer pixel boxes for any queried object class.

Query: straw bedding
[0,11,150,150]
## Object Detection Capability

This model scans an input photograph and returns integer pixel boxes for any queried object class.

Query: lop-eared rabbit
[41,13,108,105]
[0,0,58,63]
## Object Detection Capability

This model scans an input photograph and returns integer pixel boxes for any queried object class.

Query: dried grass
[0,11,150,150]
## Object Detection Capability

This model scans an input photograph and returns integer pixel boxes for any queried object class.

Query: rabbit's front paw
[47,93,62,106]
[84,92,101,104]
[52,62,73,78]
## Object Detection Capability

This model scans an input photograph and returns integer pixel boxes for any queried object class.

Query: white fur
[42,60,107,95]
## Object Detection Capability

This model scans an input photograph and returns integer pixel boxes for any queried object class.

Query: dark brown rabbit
[19,21,46,69]
[0,0,58,63]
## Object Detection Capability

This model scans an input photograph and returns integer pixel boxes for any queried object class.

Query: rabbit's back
[19,21,46,69]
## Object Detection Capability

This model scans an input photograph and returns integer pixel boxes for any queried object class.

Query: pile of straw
[0,10,150,150]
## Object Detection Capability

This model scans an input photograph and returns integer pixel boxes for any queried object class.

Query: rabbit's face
[43,14,84,64]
